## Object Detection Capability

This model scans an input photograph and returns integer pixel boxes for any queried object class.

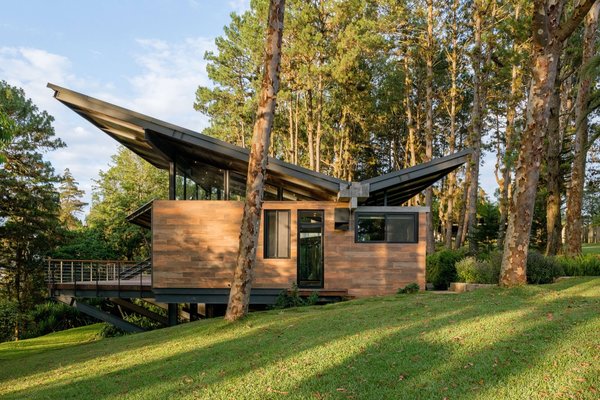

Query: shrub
[455,256,500,284]
[526,250,564,284]
[0,299,19,343]
[455,257,478,283]
[556,254,600,276]
[397,283,420,294]
[426,248,467,290]
[273,284,319,309]
[22,301,91,339]
[98,323,127,338]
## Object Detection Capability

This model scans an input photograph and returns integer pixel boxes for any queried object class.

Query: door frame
[297,209,325,288]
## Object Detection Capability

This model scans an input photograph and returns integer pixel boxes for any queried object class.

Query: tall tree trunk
[425,0,435,253]
[498,63,521,247]
[288,98,294,163]
[225,0,285,321]
[306,89,315,170]
[500,0,596,287]
[545,63,563,255]
[455,162,471,249]
[467,2,484,254]
[403,55,417,206]
[315,74,323,173]
[565,2,600,256]
[445,0,459,249]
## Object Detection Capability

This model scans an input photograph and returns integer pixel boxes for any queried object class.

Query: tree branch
[555,0,599,43]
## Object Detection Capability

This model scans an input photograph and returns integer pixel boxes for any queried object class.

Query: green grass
[1,279,599,399]
[582,243,600,255]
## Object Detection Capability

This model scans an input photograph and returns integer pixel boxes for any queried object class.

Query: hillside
[1,278,599,399]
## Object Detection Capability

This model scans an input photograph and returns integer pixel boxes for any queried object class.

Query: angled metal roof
[359,149,472,206]
[47,83,347,201]
[48,83,470,206]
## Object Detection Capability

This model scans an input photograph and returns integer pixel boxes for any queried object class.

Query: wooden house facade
[47,84,470,325]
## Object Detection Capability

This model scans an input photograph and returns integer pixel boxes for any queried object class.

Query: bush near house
[426,248,467,289]
[556,254,600,276]
[455,256,500,284]
[526,251,564,284]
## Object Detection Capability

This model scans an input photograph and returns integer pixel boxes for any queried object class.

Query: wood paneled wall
[152,200,426,297]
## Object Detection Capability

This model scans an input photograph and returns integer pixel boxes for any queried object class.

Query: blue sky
[2,0,497,216]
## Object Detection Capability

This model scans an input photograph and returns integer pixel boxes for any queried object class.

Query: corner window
[356,213,418,243]
[264,210,290,258]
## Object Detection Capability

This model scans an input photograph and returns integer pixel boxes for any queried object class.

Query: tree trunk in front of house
[500,0,597,286]
[565,2,600,256]
[225,0,285,322]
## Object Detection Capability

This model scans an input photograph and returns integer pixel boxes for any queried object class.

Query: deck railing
[46,259,152,284]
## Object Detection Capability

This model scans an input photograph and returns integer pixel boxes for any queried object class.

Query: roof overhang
[48,83,470,206]
[48,83,347,201]
[359,149,472,206]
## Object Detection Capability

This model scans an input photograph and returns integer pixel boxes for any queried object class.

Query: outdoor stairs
[119,258,152,280]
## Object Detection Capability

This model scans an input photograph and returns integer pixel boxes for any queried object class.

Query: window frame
[354,212,419,244]
[263,209,291,259]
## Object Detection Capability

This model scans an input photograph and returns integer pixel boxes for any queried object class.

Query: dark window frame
[355,212,419,244]
[263,209,291,259]
[297,209,325,289]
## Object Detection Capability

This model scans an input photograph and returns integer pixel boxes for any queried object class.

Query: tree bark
[306,89,315,170]
[455,162,471,249]
[545,63,563,255]
[565,2,600,256]
[315,73,323,173]
[467,1,484,254]
[498,63,520,247]
[225,0,285,321]
[500,0,597,287]
[425,0,435,253]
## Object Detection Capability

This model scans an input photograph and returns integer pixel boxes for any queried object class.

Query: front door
[297,210,324,288]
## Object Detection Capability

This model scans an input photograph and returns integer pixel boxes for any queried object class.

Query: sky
[1,0,497,217]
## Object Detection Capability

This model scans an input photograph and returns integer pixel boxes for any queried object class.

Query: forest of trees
[196,0,600,263]
[1,0,600,334]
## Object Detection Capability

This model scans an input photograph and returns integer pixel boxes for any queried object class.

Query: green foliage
[58,168,87,230]
[455,255,500,284]
[98,323,127,338]
[22,301,91,340]
[0,81,64,327]
[397,282,420,294]
[0,298,18,342]
[86,147,168,260]
[426,248,467,289]
[526,250,564,284]
[555,254,600,276]
[273,284,319,308]
[51,227,117,260]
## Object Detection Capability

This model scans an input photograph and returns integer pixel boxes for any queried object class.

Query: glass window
[387,214,416,242]
[264,210,290,258]
[356,213,417,243]
[356,215,385,242]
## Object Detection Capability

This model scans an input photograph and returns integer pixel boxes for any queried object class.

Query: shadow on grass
[2,278,599,399]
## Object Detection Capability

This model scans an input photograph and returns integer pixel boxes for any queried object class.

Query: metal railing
[46,259,152,285]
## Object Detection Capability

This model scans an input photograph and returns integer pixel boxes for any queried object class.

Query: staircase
[119,259,152,280]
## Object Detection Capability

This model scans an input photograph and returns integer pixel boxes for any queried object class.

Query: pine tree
[0,81,64,339]
[58,168,87,230]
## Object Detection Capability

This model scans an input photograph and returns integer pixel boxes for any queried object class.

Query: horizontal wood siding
[152,200,426,296]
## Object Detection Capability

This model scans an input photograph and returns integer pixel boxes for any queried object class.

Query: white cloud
[228,0,251,14]
[126,37,215,130]
[0,38,216,216]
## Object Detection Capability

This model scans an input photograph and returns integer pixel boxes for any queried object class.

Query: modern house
[46,83,470,329]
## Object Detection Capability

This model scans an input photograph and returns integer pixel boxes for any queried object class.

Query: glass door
[297,210,324,288]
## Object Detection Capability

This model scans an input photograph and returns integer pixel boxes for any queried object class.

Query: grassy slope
[0,279,599,400]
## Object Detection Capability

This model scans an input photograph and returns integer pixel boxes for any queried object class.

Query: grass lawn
[582,243,600,255]
[1,278,599,399]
